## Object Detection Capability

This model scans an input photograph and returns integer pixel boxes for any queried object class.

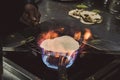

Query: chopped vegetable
[91,9,101,13]
[68,9,102,24]
[76,4,88,9]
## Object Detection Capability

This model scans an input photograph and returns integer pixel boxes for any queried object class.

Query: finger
[21,12,33,26]
[24,4,39,21]
[36,12,41,22]
[29,9,41,25]
[29,11,39,25]
[34,9,41,22]
[29,10,37,21]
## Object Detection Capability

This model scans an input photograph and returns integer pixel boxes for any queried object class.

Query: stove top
[3,40,120,80]
[3,19,120,80]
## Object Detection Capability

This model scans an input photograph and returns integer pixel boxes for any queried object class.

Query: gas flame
[83,28,92,42]
[38,28,64,44]
[73,28,92,53]
[74,31,81,41]
[55,27,64,32]
[74,28,92,42]
[40,36,79,69]
[38,30,58,44]
[38,28,92,69]
[42,30,58,39]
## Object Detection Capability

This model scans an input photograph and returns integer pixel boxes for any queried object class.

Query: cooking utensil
[83,39,120,55]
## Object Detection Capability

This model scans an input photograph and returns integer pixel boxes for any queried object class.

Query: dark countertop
[2,1,120,80]
[3,0,120,52]
[37,0,120,43]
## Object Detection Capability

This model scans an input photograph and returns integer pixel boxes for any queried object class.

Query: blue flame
[41,49,78,70]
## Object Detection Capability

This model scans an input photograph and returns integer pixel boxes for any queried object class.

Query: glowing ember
[40,36,80,69]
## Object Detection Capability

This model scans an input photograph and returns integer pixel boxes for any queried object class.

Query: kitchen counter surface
[37,0,120,43]
[2,1,120,79]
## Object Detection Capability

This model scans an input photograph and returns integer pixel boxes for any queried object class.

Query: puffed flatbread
[40,36,80,55]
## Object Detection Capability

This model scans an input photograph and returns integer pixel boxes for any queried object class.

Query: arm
[24,0,37,7]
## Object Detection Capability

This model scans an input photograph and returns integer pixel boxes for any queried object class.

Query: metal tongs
[83,39,120,55]
[2,23,41,52]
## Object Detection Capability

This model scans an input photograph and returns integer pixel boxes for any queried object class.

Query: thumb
[29,10,37,21]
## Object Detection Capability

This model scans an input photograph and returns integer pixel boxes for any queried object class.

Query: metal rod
[58,56,68,80]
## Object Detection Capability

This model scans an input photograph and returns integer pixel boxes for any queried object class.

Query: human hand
[20,3,41,26]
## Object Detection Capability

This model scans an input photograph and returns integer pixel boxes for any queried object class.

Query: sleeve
[25,0,35,3]
[24,0,38,9]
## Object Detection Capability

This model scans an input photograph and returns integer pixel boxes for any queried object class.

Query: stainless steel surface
[109,0,120,20]
[2,47,29,52]
[109,0,120,14]
[85,58,120,80]
[3,57,41,80]
[4,47,116,80]
[85,39,120,51]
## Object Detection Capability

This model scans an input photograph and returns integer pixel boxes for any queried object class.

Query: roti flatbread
[40,36,80,55]
[68,9,102,24]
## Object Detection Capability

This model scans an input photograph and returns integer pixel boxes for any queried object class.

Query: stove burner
[42,50,78,69]
[4,42,120,80]
[36,22,92,70]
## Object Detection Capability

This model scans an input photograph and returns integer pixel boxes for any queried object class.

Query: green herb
[76,4,88,9]
[91,9,101,13]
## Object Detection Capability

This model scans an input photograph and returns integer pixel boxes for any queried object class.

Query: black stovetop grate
[4,42,120,80]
